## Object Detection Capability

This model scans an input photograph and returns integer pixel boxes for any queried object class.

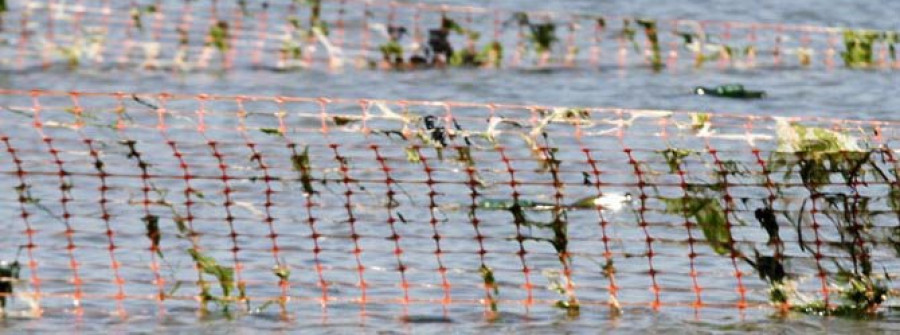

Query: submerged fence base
[0,89,898,320]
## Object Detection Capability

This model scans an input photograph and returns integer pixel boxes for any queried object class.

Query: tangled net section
[0,89,898,319]
[3,0,899,72]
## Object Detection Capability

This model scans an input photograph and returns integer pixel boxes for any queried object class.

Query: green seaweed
[601,259,616,279]
[273,265,291,282]
[790,275,889,318]
[766,120,894,316]
[209,20,230,53]
[770,122,868,188]
[188,248,235,310]
[332,116,356,126]
[621,19,639,52]
[174,215,189,237]
[636,18,663,71]
[544,269,580,315]
[143,214,163,258]
[547,210,569,261]
[479,265,499,313]
[745,251,785,284]
[659,148,695,174]
[537,137,579,314]
[889,187,900,214]
[512,13,557,56]
[404,146,421,163]
[658,147,737,256]
[691,113,710,130]
[842,29,880,68]
[129,5,156,31]
[456,146,475,167]
[449,49,479,66]
[754,207,780,244]
[890,227,900,257]
[305,0,328,36]
[379,41,404,65]
[887,32,899,60]
[259,128,284,137]
[281,40,303,60]
[14,183,63,224]
[478,41,504,68]
[237,281,249,310]
[288,16,301,30]
[441,16,467,35]
[839,29,900,68]
[57,46,80,69]
[664,197,732,255]
[291,146,316,195]
[442,16,486,67]
[530,23,558,54]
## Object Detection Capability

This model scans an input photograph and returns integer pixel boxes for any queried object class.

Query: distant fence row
[1,0,898,72]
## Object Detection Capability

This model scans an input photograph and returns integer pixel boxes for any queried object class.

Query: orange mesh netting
[3,0,898,72]
[0,89,897,319]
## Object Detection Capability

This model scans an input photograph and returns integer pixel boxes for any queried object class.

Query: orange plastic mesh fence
[0,89,898,319]
[3,0,898,72]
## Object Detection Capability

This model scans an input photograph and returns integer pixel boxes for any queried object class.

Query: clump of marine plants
[303,0,328,36]
[636,19,664,71]
[478,133,582,315]
[187,248,237,313]
[394,14,502,69]
[501,201,579,314]
[280,16,306,65]
[129,4,157,32]
[653,117,897,318]
[673,22,756,69]
[841,29,899,68]
[121,99,290,318]
[764,119,895,317]
[442,16,500,68]
[479,265,500,315]
[141,196,293,317]
[657,147,742,257]
[358,103,595,314]
[207,20,231,64]
[379,25,407,68]
[280,0,335,69]
[509,12,558,66]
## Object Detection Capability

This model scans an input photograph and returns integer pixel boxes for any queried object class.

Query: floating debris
[694,84,765,99]
[0,260,20,309]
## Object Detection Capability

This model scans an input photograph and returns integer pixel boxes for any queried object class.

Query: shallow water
[1,0,900,333]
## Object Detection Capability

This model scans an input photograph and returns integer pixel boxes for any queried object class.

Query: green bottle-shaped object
[694,84,765,99]
[0,261,20,308]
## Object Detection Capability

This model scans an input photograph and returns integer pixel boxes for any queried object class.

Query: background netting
[0,89,898,319]
[3,0,899,72]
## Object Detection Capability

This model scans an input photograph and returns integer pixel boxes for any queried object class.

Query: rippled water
[2,0,900,333]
